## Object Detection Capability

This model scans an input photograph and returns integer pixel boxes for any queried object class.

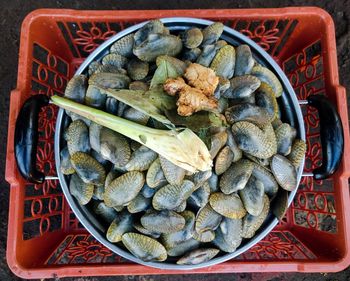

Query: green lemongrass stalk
[52,95,212,173]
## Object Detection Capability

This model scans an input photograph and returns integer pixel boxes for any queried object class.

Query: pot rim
[55,17,305,270]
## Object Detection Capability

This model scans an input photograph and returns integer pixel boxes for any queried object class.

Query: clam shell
[89,72,130,89]
[85,85,106,108]
[127,194,151,213]
[271,188,289,221]
[225,75,260,99]
[159,155,186,185]
[187,181,211,209]
[210,45,235,79]
[123,107,150,125]
[133,33,182,62]
[255,82,278,121]
[239,176,265,216]
[152,180,195,211]
[127,59,149,80]
[134,19,168,47]
[104,171,144,207]
[101,53,128,69]
[133,222,161,239]
[110,33,134,57]
[209,129,228,159]
[202,22,224,45]
[213,217,242,252]
[275,123,297,156]
[242,194,270,238]
[173,201,187,212]
[141,210,185,234]
[146,158,167,188]
[231,121,277,159]
[69,173,94,205]
[195,203,222,233]
[125,146,158,171]
[104,169,119,189]
[106,211,133,243]
[64,74,87,103]
[88,61,101,76]
[189,170,212,189]
[167,238,200,257]
[251,162,278,198]
[226,129,242,162]
[215,146,234,175]
[60,146,75,175]
[182,28,203,49]
[271,154,297,191]
[209,192,247,219]
[177,248,219,265]
[192,229,215,243]
[89,122,102,152]
[208,172,219,193]
[100,127,131,167]
[70,152,106,185]
[162,210,195,247]
[219,159,254,194]
[235,44,254,76]
[122,232,167,262]
[196,41,226,67]
[225,103,271,126]
[288,139,306,167]
[251,65,283,97]
[66,120,90,155]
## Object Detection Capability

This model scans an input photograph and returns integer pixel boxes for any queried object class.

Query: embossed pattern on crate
[283,40,337,233]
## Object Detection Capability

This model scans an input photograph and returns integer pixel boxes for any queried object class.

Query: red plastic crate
[5,8,350,279]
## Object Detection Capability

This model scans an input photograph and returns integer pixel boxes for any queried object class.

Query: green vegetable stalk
[52,95,212,173]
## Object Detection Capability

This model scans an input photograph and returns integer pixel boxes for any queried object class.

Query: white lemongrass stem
[51,95,212,173]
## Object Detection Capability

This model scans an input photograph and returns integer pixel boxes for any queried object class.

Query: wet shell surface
[152,180,195,211]
[209,192,247,219]
[104,171,144,207]
[70,152,106,185]
[141,210,186,234]
[219,159,254,194]
[177,248,219,265]
[213,217,242,253]
[69,173,94,205]
[271,154,297,191]
[122,232,167,262]
[231,121,277,159]
[242,194,270,238]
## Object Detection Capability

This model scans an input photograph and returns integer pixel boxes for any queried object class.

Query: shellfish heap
[60,20,306,265]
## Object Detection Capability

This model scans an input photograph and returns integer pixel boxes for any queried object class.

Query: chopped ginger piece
[177,86,218,116]
[184,63,219,96]
[164,77,217,116]
[163,77,186,96]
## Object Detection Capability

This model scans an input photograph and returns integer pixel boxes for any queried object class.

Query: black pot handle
[14,94,50,184]
[307,94,344,180]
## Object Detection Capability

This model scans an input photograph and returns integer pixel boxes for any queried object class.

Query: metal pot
[14,18,344,270]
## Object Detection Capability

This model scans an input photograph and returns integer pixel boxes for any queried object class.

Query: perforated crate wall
[5,8,350,279]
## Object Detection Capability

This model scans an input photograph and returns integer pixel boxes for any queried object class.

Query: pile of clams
[61,20,306,265]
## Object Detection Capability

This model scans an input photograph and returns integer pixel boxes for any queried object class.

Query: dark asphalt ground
[0,1,349,280]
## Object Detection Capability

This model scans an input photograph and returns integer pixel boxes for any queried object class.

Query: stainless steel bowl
[54,18,305,270]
